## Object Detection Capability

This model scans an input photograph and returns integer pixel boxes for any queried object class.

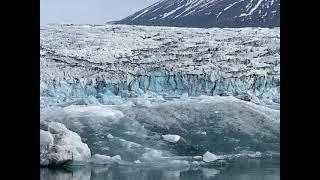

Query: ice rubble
[90,154,112,165]
[40,121,91,167]
[40,95,279,168]
[90,154,122,165]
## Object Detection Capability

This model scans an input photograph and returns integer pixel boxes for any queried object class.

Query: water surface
[40,159,279,180]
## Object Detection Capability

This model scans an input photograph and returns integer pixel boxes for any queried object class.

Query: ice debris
[202,151,219,163]
[90,154,122,165]
[107,134,113,139]
[162,134,181,143]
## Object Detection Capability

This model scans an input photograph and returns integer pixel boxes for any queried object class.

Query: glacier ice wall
[44,69,279,100]
[40,24,280,107]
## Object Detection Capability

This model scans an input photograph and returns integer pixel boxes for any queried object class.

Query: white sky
[40,0,159,25]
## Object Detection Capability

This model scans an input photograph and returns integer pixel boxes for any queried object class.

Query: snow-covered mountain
[116,0,280,28]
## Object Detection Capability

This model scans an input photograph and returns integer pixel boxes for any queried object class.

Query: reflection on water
[40,159,279,180]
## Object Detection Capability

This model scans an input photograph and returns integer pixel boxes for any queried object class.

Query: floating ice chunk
[107,134,113,139]
[202,151,219,162]
[63,105,124,119]
[156,160,190,169]
[193,156,203,160]
[162,134,181,143]
[111,155,122,161]
[201,131,207,135]
[239,13,247,17]
[248,151,262,158]
[124,131,136,135]
[196,130,207,135]
[90,154,112,165]
[40,122,91,167]
[90,154,122,164]
[141,149,163,161]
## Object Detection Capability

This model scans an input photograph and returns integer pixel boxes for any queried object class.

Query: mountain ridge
[115,0,280,28]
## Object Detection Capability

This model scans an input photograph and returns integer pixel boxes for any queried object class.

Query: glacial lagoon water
[40,158,279,180]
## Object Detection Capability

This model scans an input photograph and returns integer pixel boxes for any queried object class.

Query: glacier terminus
[40,23,280,179]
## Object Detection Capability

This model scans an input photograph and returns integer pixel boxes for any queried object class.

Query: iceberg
[40,121,91,167]
[141,149,164,161]
[90,154,123,165]
[202,151,219,163]
[112,155,122,161]
[107,134,113,139]
[90,154,112,165]
[162,134,181,143]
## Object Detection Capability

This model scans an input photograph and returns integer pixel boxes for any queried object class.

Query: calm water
[40,159,279,180]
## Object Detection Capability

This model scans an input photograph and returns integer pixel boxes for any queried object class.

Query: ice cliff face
[40,24,279,108]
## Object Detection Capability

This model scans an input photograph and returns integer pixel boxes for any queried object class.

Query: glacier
[40,24,280,169]
[41,24,279,108]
